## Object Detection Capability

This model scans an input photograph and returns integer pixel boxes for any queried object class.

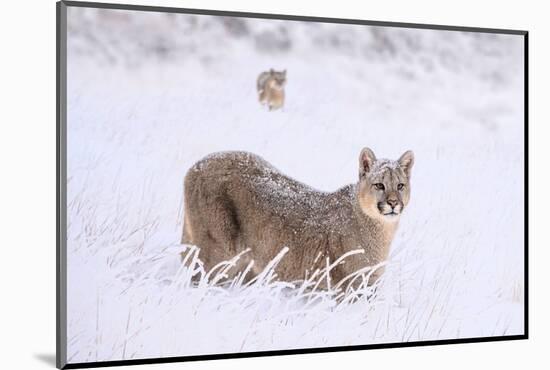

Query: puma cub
[257,69,286,111]
[182,149,414,287]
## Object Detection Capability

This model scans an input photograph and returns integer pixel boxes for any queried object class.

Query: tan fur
[181,149,414,288]
[257,69,286,111]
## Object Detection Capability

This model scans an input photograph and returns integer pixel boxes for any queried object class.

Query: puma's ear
[398,150,414,178]
[359,147,377,178]
[283,69,287,75]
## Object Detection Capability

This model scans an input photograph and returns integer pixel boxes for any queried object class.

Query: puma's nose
[387,199,398,208]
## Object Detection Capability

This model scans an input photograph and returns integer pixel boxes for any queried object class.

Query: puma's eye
[397,183,405,191]
[373,183,385,191]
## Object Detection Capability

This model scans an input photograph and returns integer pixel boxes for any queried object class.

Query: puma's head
[268,69,287,90]
[357,147,414,222]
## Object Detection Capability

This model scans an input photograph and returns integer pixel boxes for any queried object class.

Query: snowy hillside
[65,7,525,364]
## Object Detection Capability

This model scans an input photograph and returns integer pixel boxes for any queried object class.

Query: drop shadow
[34,353,56,367]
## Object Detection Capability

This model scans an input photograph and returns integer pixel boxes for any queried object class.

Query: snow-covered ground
[65,7,525,364]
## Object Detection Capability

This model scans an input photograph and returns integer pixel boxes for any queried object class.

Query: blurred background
[68,7,522,83]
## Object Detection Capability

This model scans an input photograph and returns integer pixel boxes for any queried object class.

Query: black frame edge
[523,32,529,338]
[63,335,527,369]
[61,0,527,35]
[57,1,68,369]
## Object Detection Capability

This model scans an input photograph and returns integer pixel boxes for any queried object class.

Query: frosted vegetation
[66,7,525,363]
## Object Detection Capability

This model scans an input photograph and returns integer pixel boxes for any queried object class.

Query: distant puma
[181,149,414,287]
[257,69,286,111]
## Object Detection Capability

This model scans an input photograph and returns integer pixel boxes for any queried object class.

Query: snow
[65,7,525,364]
[370,159,402,177]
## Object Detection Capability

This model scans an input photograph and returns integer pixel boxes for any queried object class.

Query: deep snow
[65,7,525,363]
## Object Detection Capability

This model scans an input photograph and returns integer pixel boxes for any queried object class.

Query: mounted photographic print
[56,1,528,368]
